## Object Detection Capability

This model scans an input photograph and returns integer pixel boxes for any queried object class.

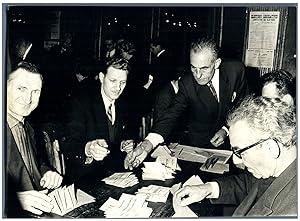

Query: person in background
[125,37,249,170]
[233,69,296,170]
[6,62,63,216]
[173,95,296,216]
[261,69,295,106]
[62,58,135,183]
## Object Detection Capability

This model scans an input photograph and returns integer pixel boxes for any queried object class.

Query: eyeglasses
[232,138,271,159]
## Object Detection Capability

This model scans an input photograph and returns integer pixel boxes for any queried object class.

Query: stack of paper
[151,145,181,171]
[136,184,171,203]
[48,184,96,216]
[142,161,175,181]
[99,193,153,218]
[102,172,139,188]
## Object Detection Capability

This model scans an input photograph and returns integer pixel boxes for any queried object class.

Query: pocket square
[231,92,237,102]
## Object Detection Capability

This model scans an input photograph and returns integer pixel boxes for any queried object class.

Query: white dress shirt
[101,87,116,125]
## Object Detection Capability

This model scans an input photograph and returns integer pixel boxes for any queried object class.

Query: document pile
[142,161,176,181]
[99,193,153,218]
[102,172,139,188]
[171,175,203,217]
[48,184,96,216]
[136,184,171,203]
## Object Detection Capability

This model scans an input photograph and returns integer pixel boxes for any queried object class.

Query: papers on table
[48,184,95,216]
[170,144,232,164]
[136,184,171,203]
[99,193,153,218]
[171,175,203,217]
[102,172,139,188]
[200,160,230,174]
[142,161,176,181]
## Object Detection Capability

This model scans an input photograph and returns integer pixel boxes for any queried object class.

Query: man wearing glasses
[173,95,296,216]
[125,37,249,169]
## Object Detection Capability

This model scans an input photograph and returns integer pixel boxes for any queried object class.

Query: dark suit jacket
[6,123,50,192]
[212,160,297,216]
[152,60,249,148]
[6,122,51,217]
[62,83,130,181]
[149,50,177,95]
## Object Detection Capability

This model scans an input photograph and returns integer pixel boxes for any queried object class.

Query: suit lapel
[217,68,231,119]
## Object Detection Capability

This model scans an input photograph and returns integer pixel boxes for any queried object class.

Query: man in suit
[124,37,249,169]
[6,62,63,216]
[62,58,134,183]
[174,96,296,216]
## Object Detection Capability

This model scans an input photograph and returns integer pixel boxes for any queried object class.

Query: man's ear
[265,139,280,159]
[214,58,222,69]
[99,72,104,84]
[282,94,294,106]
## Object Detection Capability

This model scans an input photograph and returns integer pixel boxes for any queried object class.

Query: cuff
[145,133,164,148]
[205,181,220,199]
[222,126,229,137]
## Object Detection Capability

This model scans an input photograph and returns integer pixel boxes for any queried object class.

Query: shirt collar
[101,86,115,110]
[211,68,219,87]
[157,49,165,58]
[7,113,23,129]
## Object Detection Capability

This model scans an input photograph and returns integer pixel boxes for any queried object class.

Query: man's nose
[23,92,32,104]
[195,69,202,78]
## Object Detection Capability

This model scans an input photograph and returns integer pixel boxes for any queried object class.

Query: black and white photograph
[2,3,297,218]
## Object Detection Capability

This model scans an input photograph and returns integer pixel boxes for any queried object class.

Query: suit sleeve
[61,96,89,165]
[151,78,189,139]
[153,85,174,122]
[210,171,258,205]
[233,62,249,106]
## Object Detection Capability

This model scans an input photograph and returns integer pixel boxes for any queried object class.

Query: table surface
[60,158,234,218]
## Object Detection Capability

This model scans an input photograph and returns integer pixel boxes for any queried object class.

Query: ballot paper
[99,193,153,218]
[48,184,96,216]
[142,161,175,181]
[200,162,230,174]
[151,145,181,171]
[171,175,203,218]
[136,184,171,203]
[170,144,232,164]
[102,172,139,188]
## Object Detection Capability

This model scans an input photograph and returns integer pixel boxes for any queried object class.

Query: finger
[96,139,108,147]
[24,206,43,215]
[90,147,110,156]
[180,196,194,206]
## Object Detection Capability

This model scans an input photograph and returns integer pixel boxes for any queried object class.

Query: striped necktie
[207,81,218,102]
[16,122,34,177]
[107,103,113,123]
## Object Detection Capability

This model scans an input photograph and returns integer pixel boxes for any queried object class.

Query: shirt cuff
[205,181,220,199]
[145,133,164,148]
[222,126,229,137]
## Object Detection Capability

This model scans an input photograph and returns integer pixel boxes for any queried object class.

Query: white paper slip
[183,175,204,186]
[102,172,139,188]
[48,185,95,216]
[151,145,172,158]
[200,163,230,174]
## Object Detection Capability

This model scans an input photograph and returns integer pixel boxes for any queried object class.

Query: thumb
[39,189,49,195]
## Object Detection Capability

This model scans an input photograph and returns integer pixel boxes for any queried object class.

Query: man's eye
[18,87,26,92]
[110,79,116,83]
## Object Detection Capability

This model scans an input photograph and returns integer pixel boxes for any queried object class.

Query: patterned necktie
[16,122,34,176]
[207,81,218,102]
[107,103,113,123]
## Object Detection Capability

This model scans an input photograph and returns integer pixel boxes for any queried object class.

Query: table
[62,159,234,218]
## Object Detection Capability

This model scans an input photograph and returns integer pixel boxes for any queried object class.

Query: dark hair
[261,69,295,98]
[8,61,43,82]
[104,57,131,74]
[190,37,219,61]
[118,40,136,55]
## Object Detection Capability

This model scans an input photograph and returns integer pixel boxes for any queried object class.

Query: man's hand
[210,128,227,147]
[120,140,135,153]
[124,139,153,170]
[17,189,53,215]
[85,139,110,161]
[174,183,213,206]
[40,171,63,189]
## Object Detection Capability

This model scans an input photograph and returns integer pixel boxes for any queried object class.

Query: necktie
[207,81,218,102]
[107,103,113,123]
[16,122,34,176]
